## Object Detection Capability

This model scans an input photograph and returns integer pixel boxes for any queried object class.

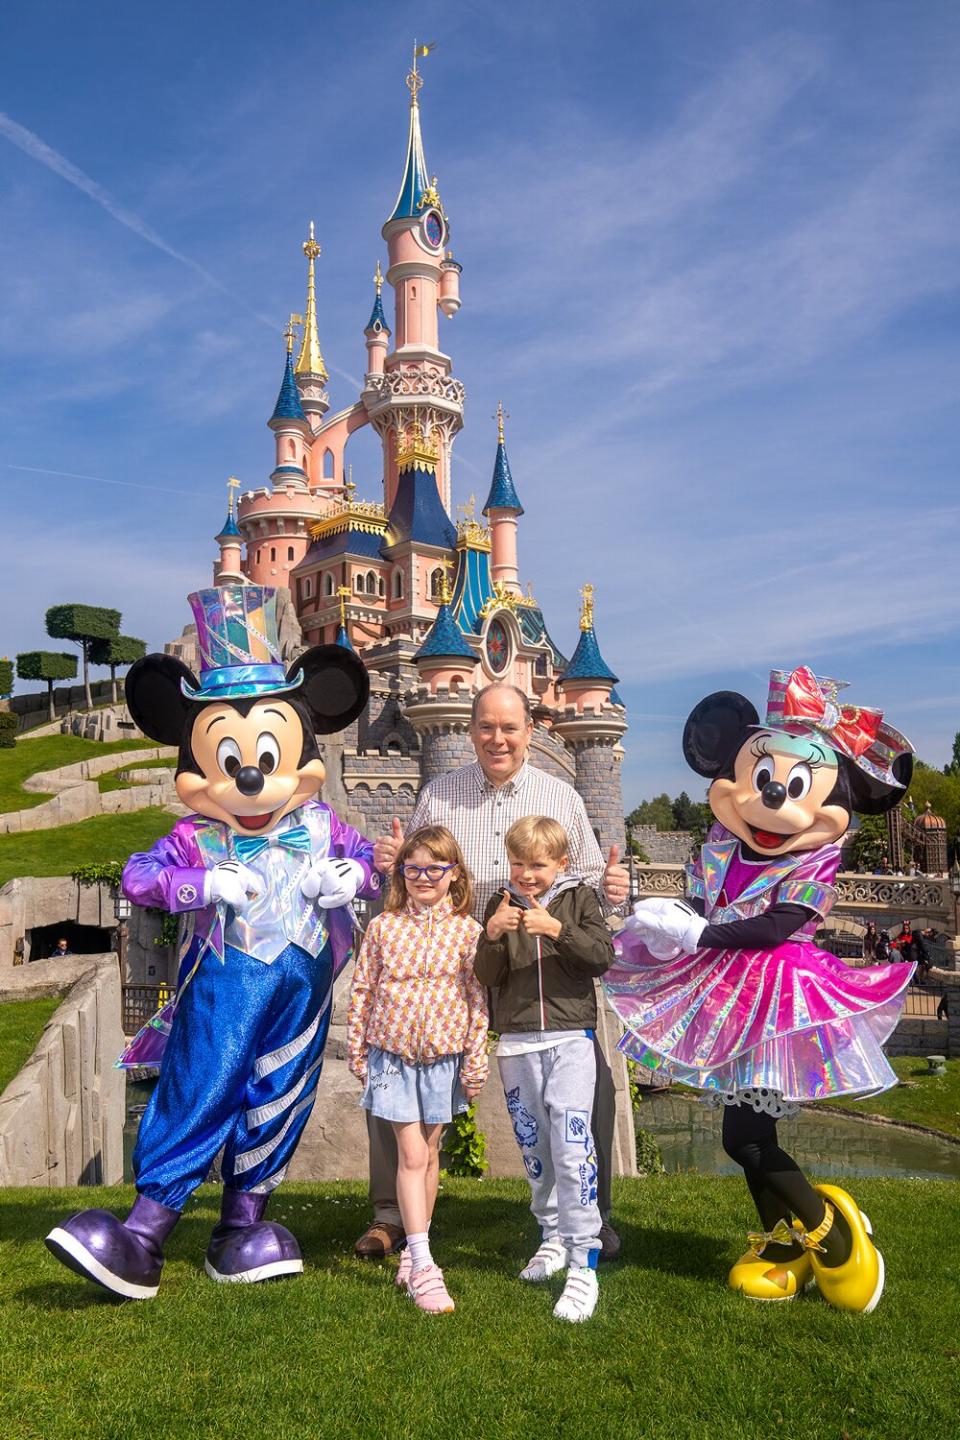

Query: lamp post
[626,823,638,905]
[949,860,960,972]
[114,890,131,982]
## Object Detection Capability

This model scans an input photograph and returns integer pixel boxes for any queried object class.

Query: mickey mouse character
[603,667,915,1312]
[46,586,381,1299]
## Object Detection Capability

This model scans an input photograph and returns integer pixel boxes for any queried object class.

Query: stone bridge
[629,861,957,943]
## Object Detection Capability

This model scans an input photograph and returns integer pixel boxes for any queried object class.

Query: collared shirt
[408,760,605,924]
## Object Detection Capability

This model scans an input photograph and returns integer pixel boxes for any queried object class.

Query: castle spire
[560,584,619,684]
[365,260,390,335]
[483,403,523,514]
[388,43,436,222]
[294,222,328,382]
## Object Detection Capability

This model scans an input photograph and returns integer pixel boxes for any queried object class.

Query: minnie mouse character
[604,667,915,1312]
[46,586,380,1299]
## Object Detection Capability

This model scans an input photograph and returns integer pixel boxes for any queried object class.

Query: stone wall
[572,740,626,855]
[885,1016,950,1058]
[0,875,171,981]
[530,725,577,783]
[10,678,116,734]
[0,746,175,835]
[0,955,125,1186]
[632,825,695,864]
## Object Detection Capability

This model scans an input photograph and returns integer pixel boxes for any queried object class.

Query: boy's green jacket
[474,878,615,1033]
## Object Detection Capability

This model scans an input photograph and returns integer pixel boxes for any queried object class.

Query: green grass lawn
[98,756,176,793]
[1,1177,957,1440]
[0,808,172,888]
[0,996,61,1093]
[0,735,159,814]
[822,1056,960,1139]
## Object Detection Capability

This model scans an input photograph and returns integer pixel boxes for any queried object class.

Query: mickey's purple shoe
[45,1194,179,1300]
[204,1188,303,1284]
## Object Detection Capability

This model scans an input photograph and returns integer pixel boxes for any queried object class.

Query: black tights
[721,1104,850,1264]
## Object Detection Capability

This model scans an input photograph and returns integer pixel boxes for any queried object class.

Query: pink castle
[207,52,627,849]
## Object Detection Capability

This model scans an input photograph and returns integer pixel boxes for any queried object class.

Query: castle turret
[268,318,311,493]
[365,48,464,517]
[413,564,479,695]
[364,261,391,379]
[553,585,627,855]
[214,477,245,583]
[294,222,330,432]
[483,403,524,595]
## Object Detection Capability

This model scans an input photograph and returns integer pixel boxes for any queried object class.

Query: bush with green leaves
[89,634,146,704]
[0,713,17,748]
[16,650,78,722]
[45,604,121,712]
[0,658,12,697]
[443,1103,488,1178]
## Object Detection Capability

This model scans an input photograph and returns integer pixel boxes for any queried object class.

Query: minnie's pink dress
[604,825,913,1103]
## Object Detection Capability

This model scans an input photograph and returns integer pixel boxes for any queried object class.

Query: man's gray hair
[470,683,532,724]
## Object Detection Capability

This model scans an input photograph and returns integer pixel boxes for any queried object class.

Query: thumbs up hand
[373,816,405,874]
[603,842,630,907]
[520,892,563,940]
[486,889,521,941]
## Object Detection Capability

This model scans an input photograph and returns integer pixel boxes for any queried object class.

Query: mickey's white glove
[625,897,708,959]
[301,856,365,909]
[204,861,259,914]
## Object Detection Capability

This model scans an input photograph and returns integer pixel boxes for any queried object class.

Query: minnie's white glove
[301,856,365,909]
[204,861,259,914]
[625,897,708,959]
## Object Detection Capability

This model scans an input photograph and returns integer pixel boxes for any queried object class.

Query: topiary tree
[45,604,121,711]
[0,712,16,748]
[0,658,13,699]
[89,634,146,704]
[16,651,78,722]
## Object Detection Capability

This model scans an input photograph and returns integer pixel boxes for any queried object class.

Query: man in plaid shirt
[355,683,630,1262]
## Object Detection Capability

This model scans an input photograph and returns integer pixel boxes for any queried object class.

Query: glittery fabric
[764,667,912,790]
[180,587,303,700]
[603,826,914,1102]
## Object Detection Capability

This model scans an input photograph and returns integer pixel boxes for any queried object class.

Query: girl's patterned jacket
[347,896,488,1087]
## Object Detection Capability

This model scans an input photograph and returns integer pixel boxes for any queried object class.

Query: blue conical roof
[561,626,618,684]
[271,351,306,423]
[610,686,625,707]
[335,623,354,652]
[389,95,431,222]
[416,602,478,662]
[216,510,241,541]
[366,289,390,335]
[482,440,523,514]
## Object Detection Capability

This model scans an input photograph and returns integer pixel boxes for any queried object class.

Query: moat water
[636,1092,960,1181]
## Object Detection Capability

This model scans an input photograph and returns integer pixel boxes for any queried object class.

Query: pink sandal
[395,1247,412,1289]
[407,1262,455,1313]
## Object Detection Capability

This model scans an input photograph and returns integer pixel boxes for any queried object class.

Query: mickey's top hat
[181,586,302,701]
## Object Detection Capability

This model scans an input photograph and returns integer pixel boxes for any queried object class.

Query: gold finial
[396,416,440,474]
[494,400,509,445]
[419,175,442,211]
[407,39,435,103]
[295,222,328,381]
[284,313,303,354]
[579,583,595,632]
[373,260,384,295]
[336,584,351,630]
[226,475,240,521]
[438,555,455,605]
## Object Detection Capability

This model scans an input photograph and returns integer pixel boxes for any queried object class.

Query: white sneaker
[553,1265,599,1323]
[519,1238,568,1282]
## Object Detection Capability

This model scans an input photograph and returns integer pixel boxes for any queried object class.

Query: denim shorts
[360,1047,467,1124]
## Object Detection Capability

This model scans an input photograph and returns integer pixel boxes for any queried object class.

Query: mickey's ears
[285,644,369,735]
[125,654,199,745]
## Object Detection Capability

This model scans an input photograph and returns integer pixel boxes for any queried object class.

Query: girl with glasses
[347,826,488,1313]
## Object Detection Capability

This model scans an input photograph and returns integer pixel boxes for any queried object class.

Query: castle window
[288,439,296,458]
[366,570,377,595]
[287,546,295,562]
[378,576,385,597]
[270,547,276,563]
[430,567,444,601]
[323,572,334,597]
[535,654,548,676]
[323,448,335,479]
[304,577,312,598]
[256,549,262,563]
[392,569,404,600]
[354,574,363,594]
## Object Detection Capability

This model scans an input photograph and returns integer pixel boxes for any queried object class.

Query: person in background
[51,938,72,958]
[862,922,879,963]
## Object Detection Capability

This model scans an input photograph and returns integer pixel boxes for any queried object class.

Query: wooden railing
[122,984,171,1035]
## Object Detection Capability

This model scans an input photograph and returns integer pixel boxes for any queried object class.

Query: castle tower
[363,48,464,517]
[553,585,627,854]
[269,318,311,492]
[483,403,524,595]
[294,223,331,438]
[364,262,391,379]
[214,477,245,584]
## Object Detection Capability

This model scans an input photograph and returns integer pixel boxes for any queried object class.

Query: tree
[848,813,888,872]
[944,732,960,778]
[672,790,712,845]
[904,761,960,861]
[16,651,78,722]
[0,658,12,698]
[89,634,146,704]
[45,604,121,711]
[626,793,675,832]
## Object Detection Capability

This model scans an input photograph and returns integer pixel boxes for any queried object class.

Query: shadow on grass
[15,1279,123,1312]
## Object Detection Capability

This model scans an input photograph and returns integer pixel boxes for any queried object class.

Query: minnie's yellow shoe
[728,1220,813,1302]
[808,1184,885,1314]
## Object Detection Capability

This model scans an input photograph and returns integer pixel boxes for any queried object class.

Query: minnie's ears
[842,751,915,816]
[286,645,370,735]
[125,654,199,745]
[682,691,760,778]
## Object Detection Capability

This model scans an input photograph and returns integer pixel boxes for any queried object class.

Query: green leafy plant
[89,634,146,705]
[71,860,125,889]
[443,1103,488,1177]
[45,603,121,711]
[153,912,180,948]
[16,651,78,721]
[0,713,16,749]
[635,1125,665,1175]
[0,658,13,697]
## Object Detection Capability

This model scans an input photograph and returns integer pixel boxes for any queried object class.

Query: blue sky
[1,0,958,806]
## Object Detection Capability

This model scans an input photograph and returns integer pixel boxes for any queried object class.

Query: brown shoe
[598,1219,621,1262]
[354,1222,405,1258]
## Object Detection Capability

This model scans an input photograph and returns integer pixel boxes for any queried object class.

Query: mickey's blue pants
[133,941,333,1212]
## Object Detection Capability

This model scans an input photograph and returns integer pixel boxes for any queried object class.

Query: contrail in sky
[5,463,207,498]
[0,109,275,329]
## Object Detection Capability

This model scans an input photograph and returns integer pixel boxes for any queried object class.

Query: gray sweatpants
[498,1037,602,1268]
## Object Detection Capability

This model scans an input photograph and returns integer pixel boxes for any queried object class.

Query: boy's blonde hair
[505,815,569,863]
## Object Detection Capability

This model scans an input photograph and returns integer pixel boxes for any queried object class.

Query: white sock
[407,1231,432,1274]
